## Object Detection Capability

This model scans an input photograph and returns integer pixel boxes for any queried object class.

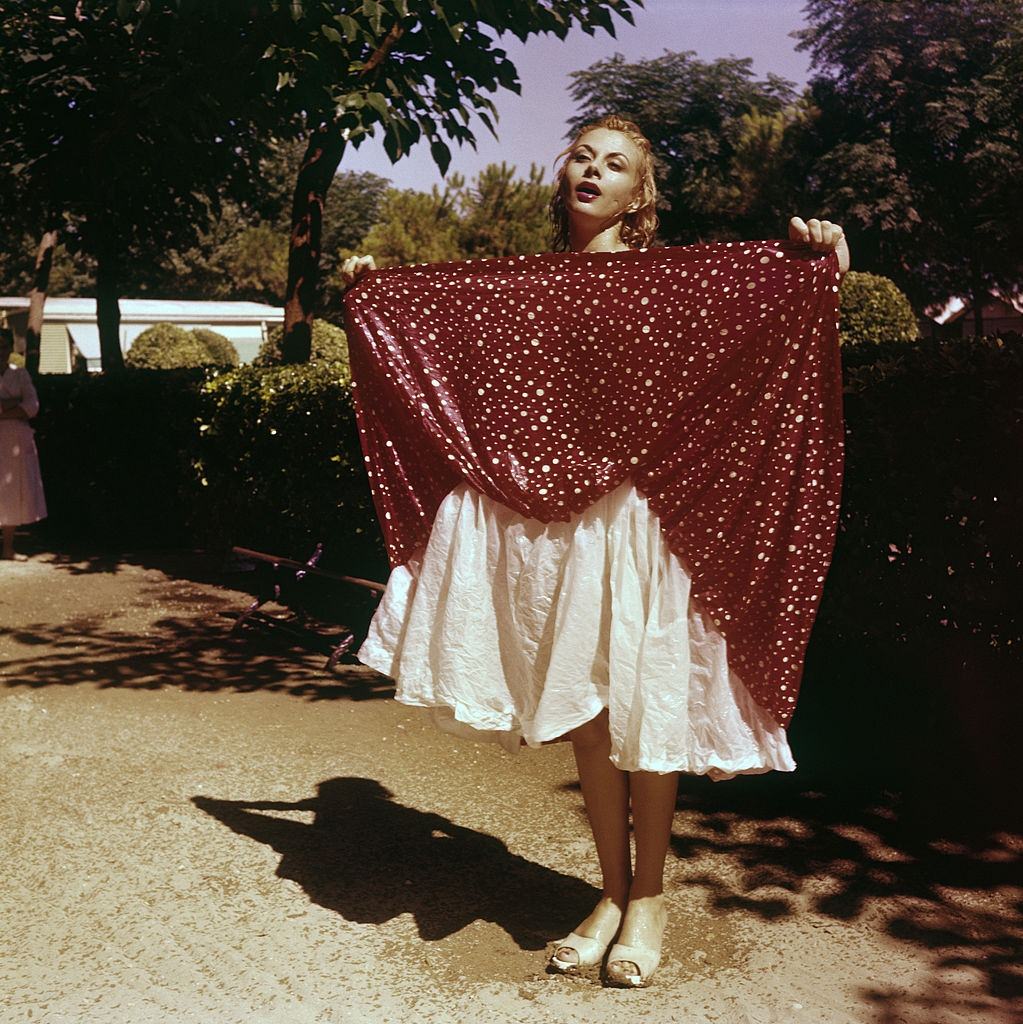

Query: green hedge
[34,368,207,544]
[251,319,350,369]
[838,270,919,346]
[33,334,1021,654]
[195,361,384,578]
[125,323,239,369]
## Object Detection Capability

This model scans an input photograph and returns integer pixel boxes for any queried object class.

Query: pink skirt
[0,421,47,527]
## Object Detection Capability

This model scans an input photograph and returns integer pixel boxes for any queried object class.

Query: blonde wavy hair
[548,114,659,252]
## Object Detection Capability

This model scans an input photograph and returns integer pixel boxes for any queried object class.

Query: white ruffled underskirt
[356,478,795,780]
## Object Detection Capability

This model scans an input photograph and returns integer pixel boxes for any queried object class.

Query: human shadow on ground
[667,775,1023,1024]
[192,776,594,949]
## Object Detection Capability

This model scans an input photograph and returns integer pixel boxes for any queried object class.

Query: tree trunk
[25,228,58,378]
[96,240,124,372]
[970,254,985,337]
[281,123,347,364]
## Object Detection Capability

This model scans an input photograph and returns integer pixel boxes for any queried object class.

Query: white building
[0,297,284,372]
[920,291,1023,338]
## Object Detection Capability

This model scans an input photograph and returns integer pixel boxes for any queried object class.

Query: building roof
[0,296,284,323]
[924,291,1023,324]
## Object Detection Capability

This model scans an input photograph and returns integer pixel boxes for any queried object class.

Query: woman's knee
[569,708,610,750]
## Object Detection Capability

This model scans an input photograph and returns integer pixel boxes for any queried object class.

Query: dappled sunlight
[668,780,1023,1023]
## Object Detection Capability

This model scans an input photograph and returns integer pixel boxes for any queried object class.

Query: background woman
[342,114,849,988]
[0,327,47,559]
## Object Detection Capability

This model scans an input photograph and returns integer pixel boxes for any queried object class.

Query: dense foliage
[32,368,207,544]
[838,270,919,346]
[565,50,802,246]
[32,334,1022,649]
[195,361,382,578]
[792,0,1023,318]
[252,320,349,370]
[125,324,238,369]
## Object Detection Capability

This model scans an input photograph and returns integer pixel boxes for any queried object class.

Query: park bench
[229,543,386,670]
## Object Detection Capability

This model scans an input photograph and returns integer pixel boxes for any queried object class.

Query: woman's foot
[547,894,624,974]
[604,892,667,988]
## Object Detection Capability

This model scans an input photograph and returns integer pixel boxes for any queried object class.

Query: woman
[342,114,850,987]
[0,327,47,560]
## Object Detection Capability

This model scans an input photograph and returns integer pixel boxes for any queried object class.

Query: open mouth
[575,183,601,198]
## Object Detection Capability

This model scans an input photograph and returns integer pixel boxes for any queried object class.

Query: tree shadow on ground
[192,776,595,950]
[668,773,1023,1024]
[0,605,392,701]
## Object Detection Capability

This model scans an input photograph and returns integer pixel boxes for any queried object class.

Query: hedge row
[33,334,1022,649]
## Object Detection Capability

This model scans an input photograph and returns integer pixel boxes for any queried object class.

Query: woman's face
[561,127,643,227]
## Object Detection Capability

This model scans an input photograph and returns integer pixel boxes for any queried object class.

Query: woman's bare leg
[1,525,15,560]
[554,708,631,963]
[606,769,678,980]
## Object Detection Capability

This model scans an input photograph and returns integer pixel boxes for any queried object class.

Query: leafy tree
[1,2,641,368]
[326,161,554,310]
[248,0,643,362]
[0,1,285,369]
[341,185,466,270]
[456,161,552,258]
[791,0,1023,328]
[565,50,801,244]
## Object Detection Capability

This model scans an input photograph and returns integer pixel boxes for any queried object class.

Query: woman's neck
[568,221,632,253]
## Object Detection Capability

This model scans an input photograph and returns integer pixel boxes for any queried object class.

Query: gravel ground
[1,551,1020,1024]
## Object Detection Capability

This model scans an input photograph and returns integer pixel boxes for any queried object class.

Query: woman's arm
[3,369,40,419]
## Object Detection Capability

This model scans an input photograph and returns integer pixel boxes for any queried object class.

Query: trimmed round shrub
[126,323,239,369]
[838,270,919,346]
[191,327,239,367]
[253,319,349,370]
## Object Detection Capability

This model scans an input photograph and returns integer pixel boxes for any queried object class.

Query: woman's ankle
[627,878,665,901]
[600,883,631,908]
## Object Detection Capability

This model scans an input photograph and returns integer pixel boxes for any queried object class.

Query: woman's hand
[340,254,377,288]
[788,216,850,278]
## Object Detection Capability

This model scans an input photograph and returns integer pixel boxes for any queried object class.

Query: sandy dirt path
[1,553,1020,1024]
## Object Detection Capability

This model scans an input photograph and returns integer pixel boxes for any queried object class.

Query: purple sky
[338,0,813,192]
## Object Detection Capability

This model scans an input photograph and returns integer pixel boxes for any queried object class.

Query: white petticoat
[356,478,795,780]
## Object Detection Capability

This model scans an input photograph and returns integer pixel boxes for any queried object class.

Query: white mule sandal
[547,928,615,974]
[604,940,662,987]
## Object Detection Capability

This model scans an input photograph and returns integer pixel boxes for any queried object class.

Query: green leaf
[335,14,360,42]
[431,138,451,175]
[361,0,384,35]
[320,24,343,44]
[383,123,402,162]
[477,109,497,138]
[365,91,389,118]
